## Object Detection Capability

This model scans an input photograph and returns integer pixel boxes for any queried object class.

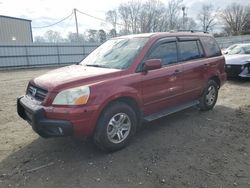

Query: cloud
[183,0,248,18]
[0,0,248,37]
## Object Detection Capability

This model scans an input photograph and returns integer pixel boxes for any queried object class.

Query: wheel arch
[208,75,221,88]
[92,95,143,135]
[101,96,142,124]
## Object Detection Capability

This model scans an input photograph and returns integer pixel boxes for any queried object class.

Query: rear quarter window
[200,36,221,57]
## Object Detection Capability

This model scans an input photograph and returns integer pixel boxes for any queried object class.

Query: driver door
[141,38,184,115]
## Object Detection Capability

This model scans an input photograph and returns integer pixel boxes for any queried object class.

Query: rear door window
[200,36,221,57]
[148,42,178,66]
[178,40,201,61]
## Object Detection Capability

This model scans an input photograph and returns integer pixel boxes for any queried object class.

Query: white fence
[1,35,250,70]
[0,43,98,69]
[216,35,250,48]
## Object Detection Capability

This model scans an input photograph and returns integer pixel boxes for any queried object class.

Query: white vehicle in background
[224,43,250,78]
[222,44,239,55]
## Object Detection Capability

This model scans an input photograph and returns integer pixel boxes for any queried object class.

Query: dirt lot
[0,68,249,188]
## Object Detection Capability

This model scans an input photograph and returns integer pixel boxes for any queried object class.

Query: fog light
[58,127,63,135]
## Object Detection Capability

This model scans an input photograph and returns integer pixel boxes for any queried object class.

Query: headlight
[52,86,90,105]
[241,65,245,70]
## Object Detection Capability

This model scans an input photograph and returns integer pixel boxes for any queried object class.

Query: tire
[94,102,137,152]
[199,80,219,111]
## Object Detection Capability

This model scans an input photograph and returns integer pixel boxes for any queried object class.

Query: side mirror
[143,59,162,72]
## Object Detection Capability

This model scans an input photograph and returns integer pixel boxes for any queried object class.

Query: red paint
[25,32,226,138]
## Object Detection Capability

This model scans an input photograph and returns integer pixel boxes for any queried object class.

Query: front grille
[225,64,242,77]
[27,84,48,101]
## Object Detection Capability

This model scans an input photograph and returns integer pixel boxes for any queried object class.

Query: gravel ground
[0,68,249,188]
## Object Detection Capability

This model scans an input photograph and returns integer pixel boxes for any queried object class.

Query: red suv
[17,32,226,151]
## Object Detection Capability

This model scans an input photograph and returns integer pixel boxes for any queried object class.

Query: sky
[0,0,248,37]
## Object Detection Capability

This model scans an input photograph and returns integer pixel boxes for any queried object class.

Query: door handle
[171,69,181,77]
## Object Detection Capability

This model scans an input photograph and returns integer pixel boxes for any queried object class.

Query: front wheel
[199,80,219,111]
[94,102,137,152]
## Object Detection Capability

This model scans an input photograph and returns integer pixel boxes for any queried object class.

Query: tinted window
[148,42,177,65]
[178,41,201,61]
[200,36,221,57]
[197,41,205,57]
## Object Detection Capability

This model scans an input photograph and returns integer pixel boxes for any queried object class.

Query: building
[0,15,33,44]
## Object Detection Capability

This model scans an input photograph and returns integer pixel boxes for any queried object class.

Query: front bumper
[17,96,73,138]
[225,64,250,78]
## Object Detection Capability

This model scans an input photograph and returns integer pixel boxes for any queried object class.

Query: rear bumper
[17,96,73,137]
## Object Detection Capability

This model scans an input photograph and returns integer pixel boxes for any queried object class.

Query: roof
[116,31,212,39]
[0,15,31,22]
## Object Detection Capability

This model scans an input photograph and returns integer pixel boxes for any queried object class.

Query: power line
[61,13,74,34]
[76,9,107,23]
[31,8,124,31]
[76,9,124,27]
[32,11,73,29]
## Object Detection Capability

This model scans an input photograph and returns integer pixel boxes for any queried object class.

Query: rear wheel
[94,102,137,152]
[199,80,218,111]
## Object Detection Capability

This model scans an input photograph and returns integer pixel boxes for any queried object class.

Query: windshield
[80,37,148,69]
[228,45,250,55]
[227,44,237,51]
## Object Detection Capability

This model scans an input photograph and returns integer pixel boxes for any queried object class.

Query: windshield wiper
[85,64,108,68]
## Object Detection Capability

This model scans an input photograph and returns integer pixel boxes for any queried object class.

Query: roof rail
[177,30,209,34]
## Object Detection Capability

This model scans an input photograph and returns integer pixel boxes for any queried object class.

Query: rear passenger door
[177,38,207,101]
[141,38,184,115]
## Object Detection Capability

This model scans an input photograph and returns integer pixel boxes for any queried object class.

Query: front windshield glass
[227,44,237,51]
[228,45,250,55]
[80,37,148,69]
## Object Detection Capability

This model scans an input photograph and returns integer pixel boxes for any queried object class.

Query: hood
[32,65,121,91]
[224,54,250,65]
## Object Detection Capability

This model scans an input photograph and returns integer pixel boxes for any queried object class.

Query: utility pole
[182,6,186,30]
[73,8,79,39]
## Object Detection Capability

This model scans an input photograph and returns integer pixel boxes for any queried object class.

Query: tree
[67,32,85,43]
[127,0,142,34]
[98,29,107,43]
[118,4,131,34]
[108,29,117,38]
[221,3,250,35]
[106,9,118,34]
[34,36,46,43]
[197,4,218,32]
[86,29,98,42]
[106,0,192,33]
[138,0,167,33]
[118,0,142,34]
[183,17,197,30]
[44,30,63,43]
[242,12,250,34]
[167,0,183,30]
